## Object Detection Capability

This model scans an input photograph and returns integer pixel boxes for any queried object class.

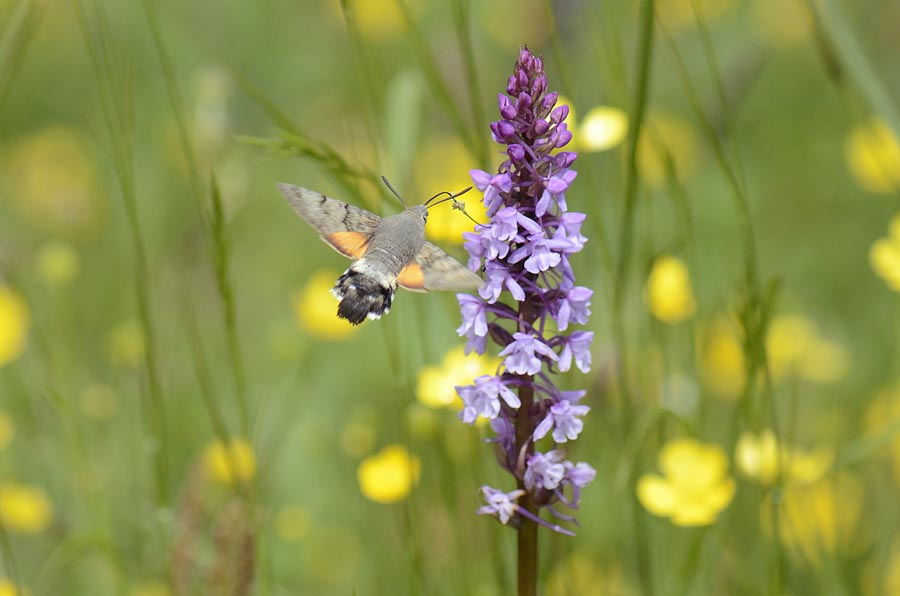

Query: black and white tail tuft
[331,269,395,325]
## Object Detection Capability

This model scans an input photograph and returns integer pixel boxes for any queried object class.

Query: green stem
[613,0,656,419]
[515,299,539,596]
[515,382,538,596]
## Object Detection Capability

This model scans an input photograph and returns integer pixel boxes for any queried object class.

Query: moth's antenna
[426,186,472,208]
[381,176,407,207]
[424,190,453,206]
[427,186,482,225]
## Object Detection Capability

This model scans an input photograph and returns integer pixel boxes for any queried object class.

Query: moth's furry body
[331,206,428,324]
[278,184,481,325]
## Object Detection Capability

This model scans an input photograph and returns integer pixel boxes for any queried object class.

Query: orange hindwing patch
[324,231,371,259]
[397,262,427,292]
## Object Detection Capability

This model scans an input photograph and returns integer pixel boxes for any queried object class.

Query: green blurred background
[2,0,900,594]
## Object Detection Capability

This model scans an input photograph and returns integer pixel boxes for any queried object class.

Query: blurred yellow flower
[293,270,357,340]
[357,444,420,504]
[0,411,14,449]
[202,438,256,485]
[129,582,170,596]
[36,241,80,286]
[406,404,439,440]
[870,214,900,292]
[80,383,119,420]
[735,430,833,486]
[0,285,29,367]
[863,385,900,483]
[638,113,700,188]
[2,126,104,238]
[698,316,745,399]
[416,346,499,409]
[750,0,812,47]
[645,255,697,323]
[883,538,900,596]
[656,0,738,32]
[330,0,423,39]
[546,552,632,596]
[767,315,849,383]
[107,319,145,369]
[845,119,900,194]
[0,482,53,534]
[576,106,628,153]
[339,420,376,458]
[275,504,311,542]
[477,0,550,48]
[0,579,29,596]
[637,437,736,526]
[762,472,868,565]
[415,136,486,244]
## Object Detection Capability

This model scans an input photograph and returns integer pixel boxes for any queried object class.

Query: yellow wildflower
[0,482,53,534]
[750,0,812,47]
[863,385,900,483]
[107,319,145,369]
[275,504,311,542]
[735,430,833,486]
[80,383,119,420]
[357,444,420,504]
[3,126,104,238]
[414,136,486,244]
[477,0,550,48]
[845,119,900,194]
[576,106,628,153]
[655,0,738,32]
[762,472,868,565]
[36,241,80,286]
[329,0,423,39]
[406,404,439,440]
[293,270,357,340]
[882,538,900,596]
[698,316,745,399]
[638,113,700,188]
[415,346,499,409]
[767,315,849,383]
[0,579,29,596]
[0,285,29,367]
[339,420,376,458]
[0,411,13,449]
[201,438,256,485]
[637,437,736,526]
[129,582,170,596]
[546,552,632,596]
[645,255,697,324]
[870,213,900,292]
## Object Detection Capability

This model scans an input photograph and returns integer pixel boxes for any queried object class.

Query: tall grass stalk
[450,0,489,167]
[74,0,170,504]
[396,0,477,160]
[338,0,385,174]
[140,0,251,440]
[613,2,657,594]
[0,0,40,118]
[807,0,900,140]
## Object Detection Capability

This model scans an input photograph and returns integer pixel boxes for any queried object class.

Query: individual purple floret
[454,47,595,535]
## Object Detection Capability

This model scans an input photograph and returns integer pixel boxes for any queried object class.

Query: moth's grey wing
[397,241,482,292]
[277,183,381,259]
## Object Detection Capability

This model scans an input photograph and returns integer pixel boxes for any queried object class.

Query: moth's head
[408,204,428,223]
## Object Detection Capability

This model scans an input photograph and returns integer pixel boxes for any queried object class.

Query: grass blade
[0,0,41,118]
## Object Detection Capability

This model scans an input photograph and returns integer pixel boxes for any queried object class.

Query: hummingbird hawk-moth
[278,181,482,325]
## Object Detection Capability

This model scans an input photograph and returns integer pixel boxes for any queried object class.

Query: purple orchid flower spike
[454,47,596,543]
